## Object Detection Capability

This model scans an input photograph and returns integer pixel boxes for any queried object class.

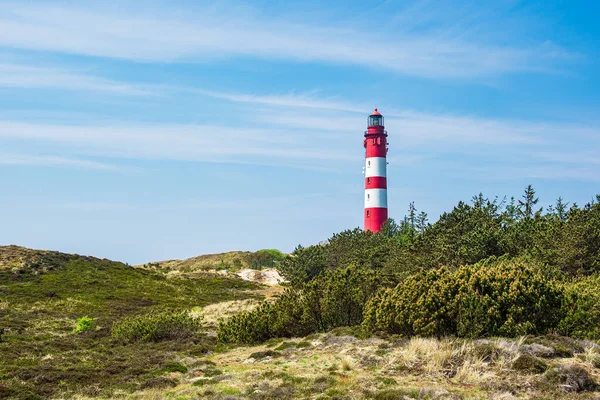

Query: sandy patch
[237,268,285,286]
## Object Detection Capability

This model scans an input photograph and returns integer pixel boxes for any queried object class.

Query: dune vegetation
[0,246,261,399]
[1,186,600,399]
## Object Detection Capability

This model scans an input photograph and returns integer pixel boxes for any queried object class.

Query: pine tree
[518,184,541,219]
[408,202,417,230]
[416,211,429,233]
[555,196,569,221]
[504,196,518,225]
[381,218,399,238]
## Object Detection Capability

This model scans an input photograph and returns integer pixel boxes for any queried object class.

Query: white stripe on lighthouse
[365,157,387,178]
[365,189,388,208]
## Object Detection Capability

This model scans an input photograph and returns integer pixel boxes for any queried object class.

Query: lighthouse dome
[368,108,383,127]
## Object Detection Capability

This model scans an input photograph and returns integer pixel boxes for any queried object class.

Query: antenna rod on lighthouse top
[363,108,388,233]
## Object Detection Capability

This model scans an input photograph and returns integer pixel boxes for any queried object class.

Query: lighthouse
[364,109,388,232]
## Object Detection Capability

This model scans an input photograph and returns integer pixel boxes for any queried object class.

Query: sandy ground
[196,268,286,331]
[236,268,285,286]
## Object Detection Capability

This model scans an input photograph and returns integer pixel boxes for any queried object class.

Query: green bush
[112,310,201,343]
[73,316,96,333]
[247,249,286,270]
[217,266,382,344]
[559,275,600,339]
[363,257,564,337]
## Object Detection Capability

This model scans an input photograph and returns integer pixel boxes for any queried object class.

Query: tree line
[218,186,600,344]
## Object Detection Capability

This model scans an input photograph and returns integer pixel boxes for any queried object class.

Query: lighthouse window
[367,210,370,217]
[368,160,371,167]
[369,115,383,126]
[367,194,370,200]
[367,178,371,184]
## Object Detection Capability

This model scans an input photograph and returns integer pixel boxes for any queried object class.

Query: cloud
[0,62,154,95]
[55,193,328,212]
[471,164,600,183]
[1,97,598,181]
[0,121,355,167]
[0,1,576,79]
[0,152,123,170]
[188,89,366,113]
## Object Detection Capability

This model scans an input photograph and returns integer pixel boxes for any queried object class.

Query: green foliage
[363,257,564,337]
[278,244,327,286]
[249,350,281,360]
[73,316,96,333]
[112,310,201,343]
[410,196,506,269]
[217,267,383,344]
[559,275,600,339]
[280,189,600,284]
[277,189,599,298]
[512,354,548,373]
[0,249,260,399]
[162,361,188,373]
[247,249,286,270]
[278,229,406,287]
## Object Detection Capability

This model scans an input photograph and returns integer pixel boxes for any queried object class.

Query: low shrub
[545,365,598,392]
[217,266,382,344]
[363,257,564,337]
[472,341,501,362]
[216,290,309,344]
[559,275,600,340]
[162,361,188,374]
[512,354,548,373]
[249,350,281,360]
[275,341,299,351]
[139,377,178,390]
[524,335,583,358]
[73,316,96,333]
[193,378,216,387]
[112,309,201,343]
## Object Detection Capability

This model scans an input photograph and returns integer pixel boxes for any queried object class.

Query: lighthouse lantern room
[363,108,388,232]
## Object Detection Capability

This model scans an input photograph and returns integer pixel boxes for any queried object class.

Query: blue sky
[0,0,599,264]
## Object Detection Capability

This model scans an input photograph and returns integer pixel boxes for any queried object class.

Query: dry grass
[192,298,264,329]
[93,333,600,400]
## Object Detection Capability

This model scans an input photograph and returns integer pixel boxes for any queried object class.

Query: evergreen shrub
[559,275,600,340]
[363,257,564,337]
[73,316,96,333]
[112,310,200,343]
[217,266,381,344]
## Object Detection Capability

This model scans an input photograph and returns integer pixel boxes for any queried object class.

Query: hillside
[0,246,263,399]
[0,245,108,272]
[142,249,286,273]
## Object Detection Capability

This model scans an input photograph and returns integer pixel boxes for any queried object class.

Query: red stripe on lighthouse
[364,208,388,232]
[365,176,387,189]
[365,139,387,158]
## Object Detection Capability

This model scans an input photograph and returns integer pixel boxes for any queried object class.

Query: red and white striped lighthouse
[364,109,388,232]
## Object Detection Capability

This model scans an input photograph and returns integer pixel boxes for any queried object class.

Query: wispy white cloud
[55,193,329,212]
[0,152,123,170]
[1,100,598,180]
[188,89,366,113]
[471,164,600,183]
[0,121,355,165]
[248,106,599,148]
[0,1,576,79]
[0,63,154,95]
